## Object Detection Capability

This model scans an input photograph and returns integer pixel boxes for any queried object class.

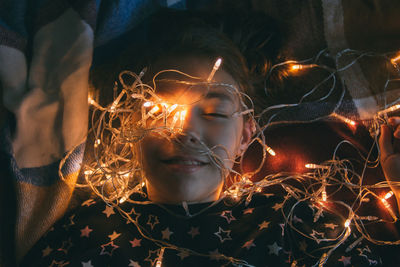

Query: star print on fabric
[220,210,236,224]
[81,199,96,207]
[368,259,378,265]
[128,260,141,267]
[313,207,324,222]
[100,241,119,256]
[49,260,69,267]
[144,249,160,266]
[80,225,93,237]
[242,239,256,250]
[258,221,270,230]
[81,260,94,267]
[57,238,73,254]
[42,246,53,257]
[338,255,351,266]
[214,227,232,243]
[108,231,121,241]
[310,230,325,244]
[263,193,274,198]
[243,208,254,214]
[324,223,339,230]
[177,250,190,260]
[161,227,173,240]
[147,215,160,230]
[357,246,371,260]
[129,238,142,247]
[268,242,282,256]
[209,249,223,261]
[126,207,141,224]
[102,205,115,218]
[293,215,303,224]
[272,202,284,211]
[279,223,285,236]
[299,240,307,252]
[62,214,75,230]
[188,227,200,238]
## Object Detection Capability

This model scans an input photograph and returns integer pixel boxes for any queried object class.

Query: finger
[379,124,394,160]
[388,117,400,127]
[395,128,400,139]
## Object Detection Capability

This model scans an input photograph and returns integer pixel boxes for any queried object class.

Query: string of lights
[58,50,400,265]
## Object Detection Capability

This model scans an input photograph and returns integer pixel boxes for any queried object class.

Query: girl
[6,10,400,267]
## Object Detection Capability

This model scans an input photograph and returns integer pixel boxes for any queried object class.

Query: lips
[160,156,209,173]
[161,156,208,165]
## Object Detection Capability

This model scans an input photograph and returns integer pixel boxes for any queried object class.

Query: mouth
[160,156,209,172]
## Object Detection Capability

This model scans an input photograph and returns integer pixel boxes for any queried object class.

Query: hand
[378,117,400,200]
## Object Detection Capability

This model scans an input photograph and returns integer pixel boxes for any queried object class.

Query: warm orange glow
[94,139,101,148]
[331,113,356,127]
[384,191,394,200]
[305,163,329,170]
[289,64,318,72]
[265,145,276,156]
[322,190,327,202]
[170,111,180,129]
[88,97,95,105]
[207,57,223,81]
[391,54,400,65]
[180,110,187,127]
[149,105,160,115]
[143,101,152,107]
[378,104,400,116]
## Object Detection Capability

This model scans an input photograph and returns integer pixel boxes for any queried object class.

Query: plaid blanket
[1,0,399,265]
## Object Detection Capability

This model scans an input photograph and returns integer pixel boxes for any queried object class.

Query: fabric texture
[22,193,382,267]
[1,0,400,265]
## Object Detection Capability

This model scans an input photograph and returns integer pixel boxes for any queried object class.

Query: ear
[238,118,256,157]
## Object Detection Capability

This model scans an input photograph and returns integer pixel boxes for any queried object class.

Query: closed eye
[203,113,229,119]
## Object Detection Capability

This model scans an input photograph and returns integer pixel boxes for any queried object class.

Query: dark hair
[90,9,282,113]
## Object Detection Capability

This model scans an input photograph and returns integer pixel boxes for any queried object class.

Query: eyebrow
[204,91,236,103]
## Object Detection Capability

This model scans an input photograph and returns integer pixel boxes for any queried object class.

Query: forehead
[150,56,241,105]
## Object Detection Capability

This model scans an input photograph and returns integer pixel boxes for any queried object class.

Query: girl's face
[139,56,252,204]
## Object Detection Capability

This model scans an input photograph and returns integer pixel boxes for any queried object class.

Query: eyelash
[203,113,229,119]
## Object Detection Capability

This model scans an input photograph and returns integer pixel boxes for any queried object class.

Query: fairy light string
[58,51,400,265]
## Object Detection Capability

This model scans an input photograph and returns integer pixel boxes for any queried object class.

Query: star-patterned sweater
[21,193,383,267]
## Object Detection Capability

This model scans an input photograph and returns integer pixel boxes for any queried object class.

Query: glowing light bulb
[381,198,391,210]
[143,101,153,107]
[305,163,329,170]
[149,105,160,115]
[170,111,180,129]
[265,145,276,156]
[391,54,400,66]
[179,110,187,128]
[84,170,93,175]
[94,139,101,148]
[289,63,317,72]
[322,190,327,202]
[331,113,356,127]
[380,194,397,220]
[344,219,351,228]
[88,97,95,105]
[384,191,394,200]
[378,104,400,116]
[119,195,128,204]
[156,247,165,267]
[167,104,178,113]
[207,57,223,82]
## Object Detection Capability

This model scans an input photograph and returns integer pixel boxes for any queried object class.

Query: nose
[176,108,202,145]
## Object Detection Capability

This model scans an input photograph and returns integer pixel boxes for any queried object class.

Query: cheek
[205,120,243,160]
